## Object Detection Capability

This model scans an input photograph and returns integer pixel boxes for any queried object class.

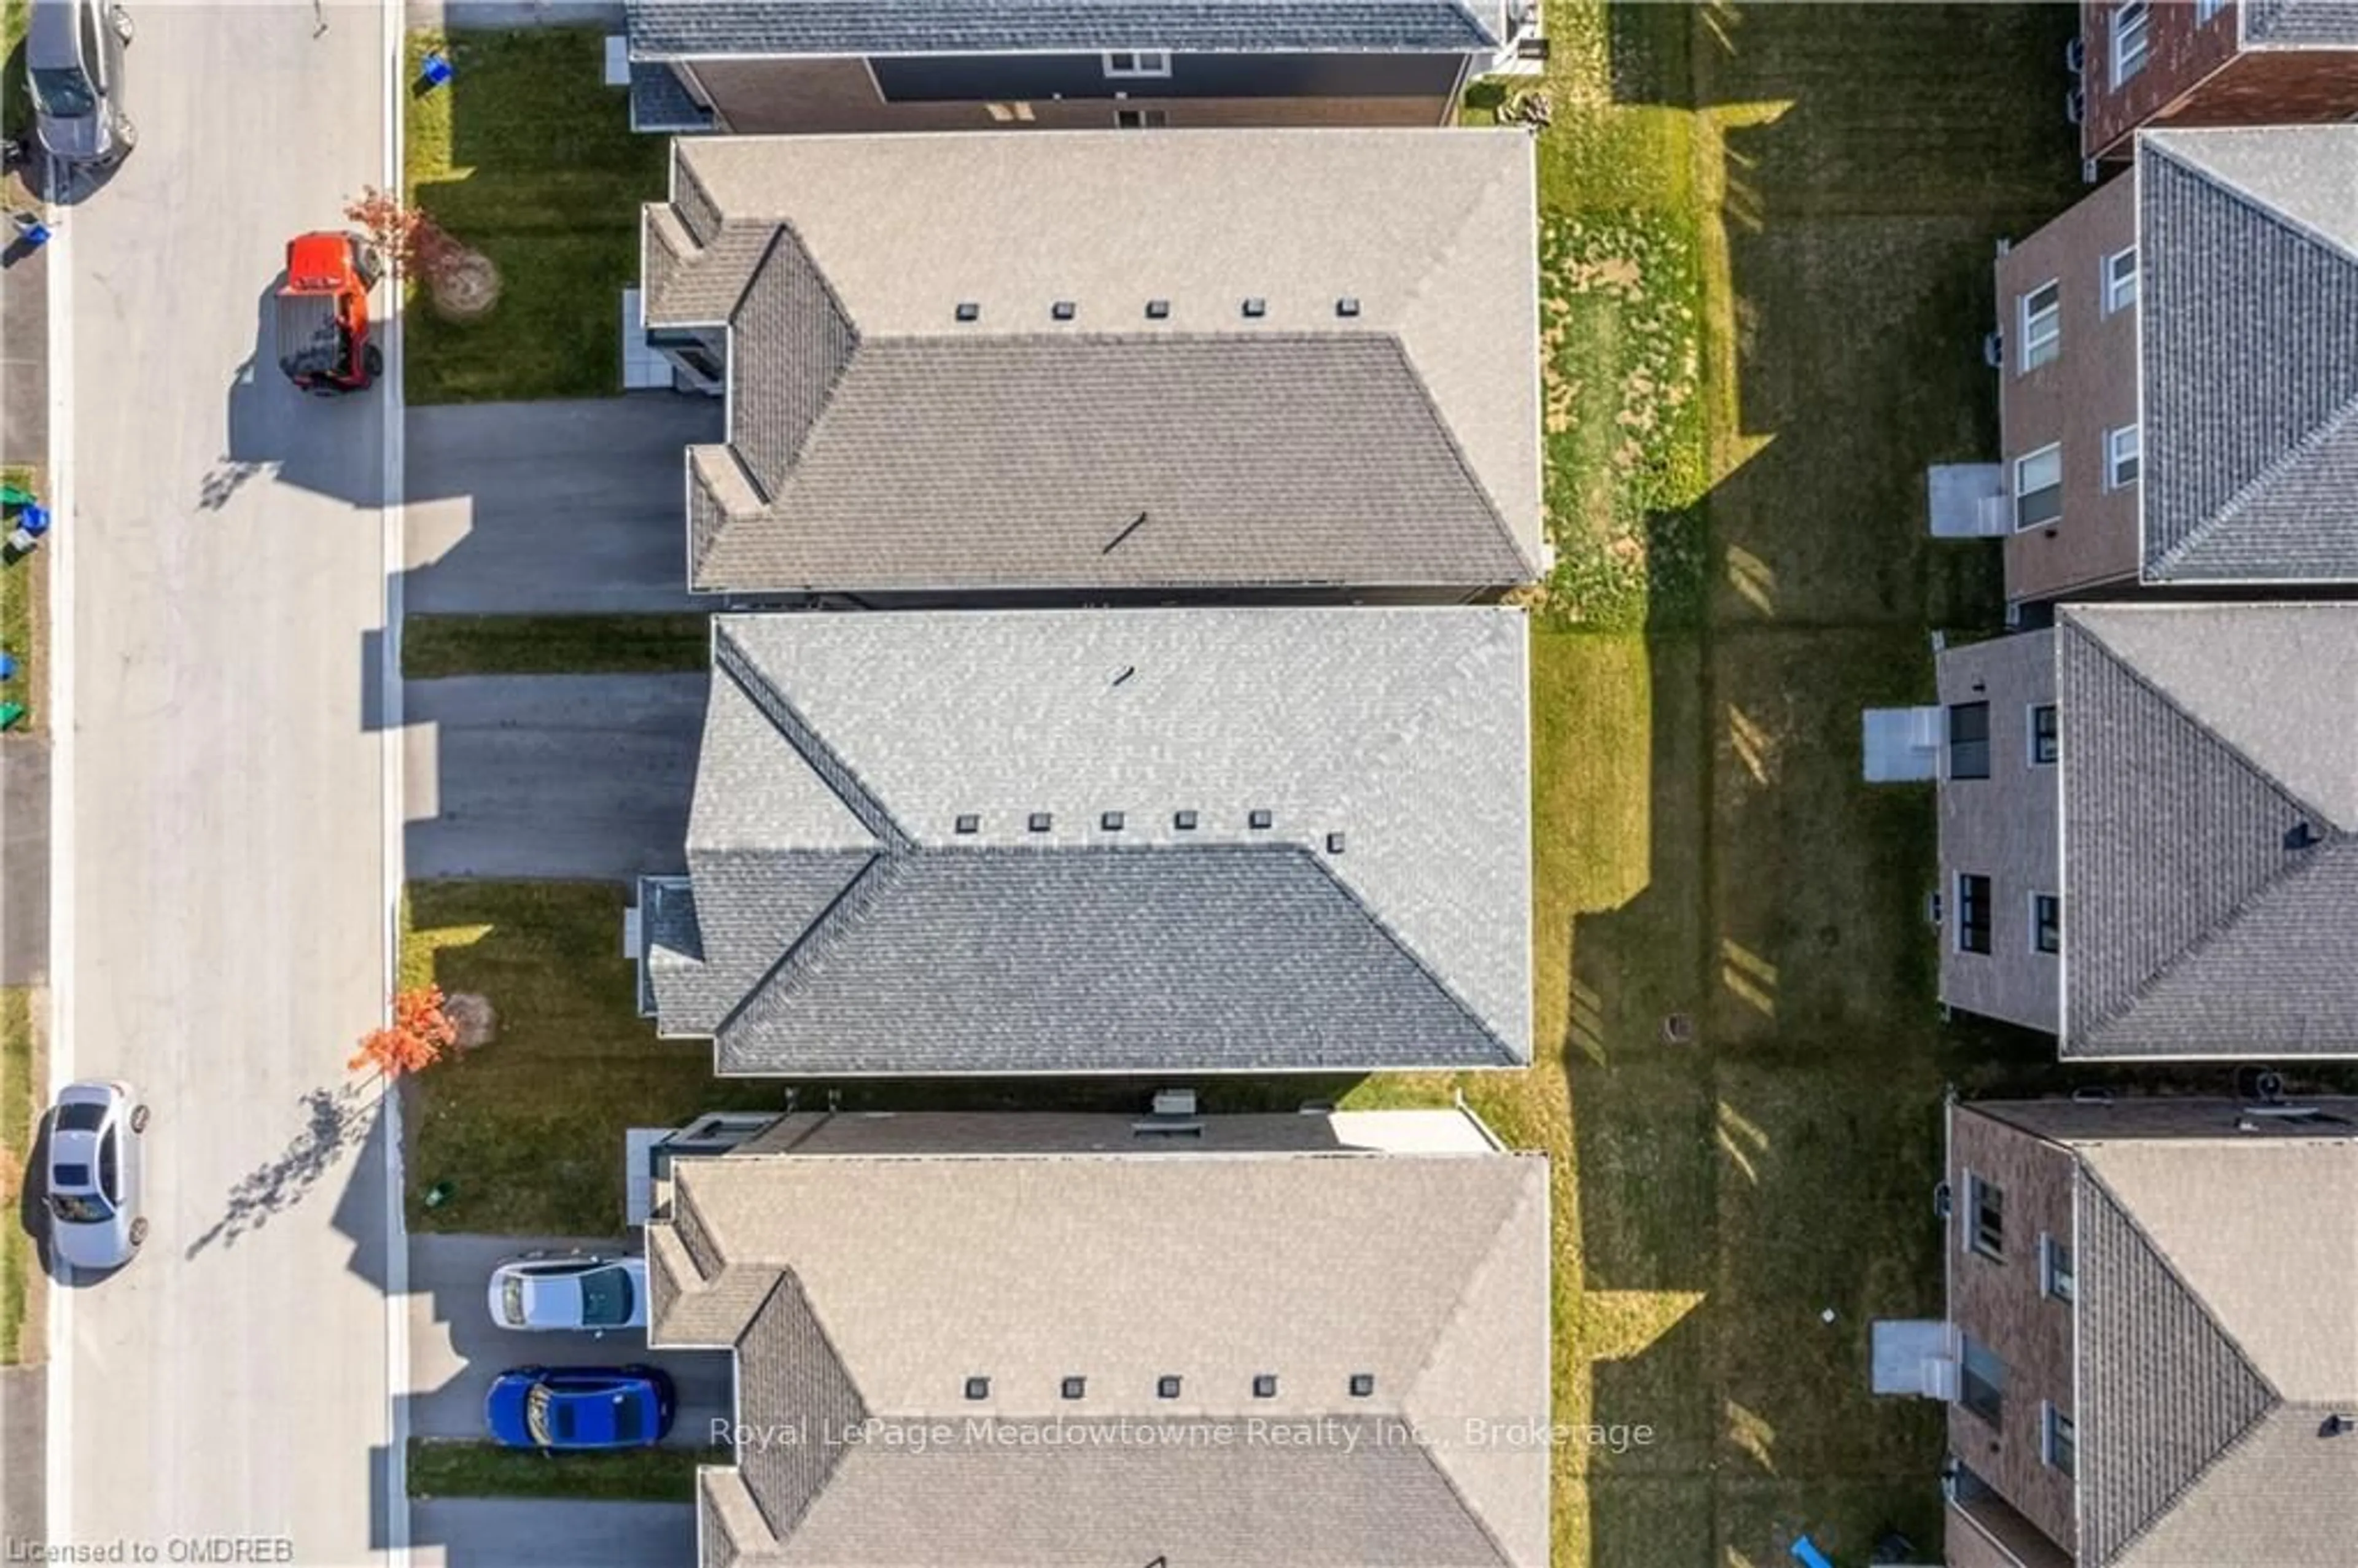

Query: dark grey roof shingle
[2076,1174,2276,1566]
[2241,0,2358,44]
[645,608,1532,1074]
[2060,605,2358,1056]
[628,0,1496,58]
[2141,128,2358,583]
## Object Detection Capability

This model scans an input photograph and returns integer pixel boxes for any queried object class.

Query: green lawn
[408,1438,729,1502]
[1457,2,2081,1561]
[402,615,711,678]
[1,987,36,1364]
[403,29,668,404]
[0,466,40,732]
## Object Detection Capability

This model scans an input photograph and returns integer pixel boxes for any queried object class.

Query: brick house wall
[1996,169,2141,608]
[1948,1105,2079,1559]
[2082,0,2358,161]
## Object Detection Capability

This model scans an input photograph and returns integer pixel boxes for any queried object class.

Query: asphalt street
[410,1500,696,1567]
[54,4,397,1564]
[405,1234,731,1443]
[403,673,706,880]
[405,398,719,615]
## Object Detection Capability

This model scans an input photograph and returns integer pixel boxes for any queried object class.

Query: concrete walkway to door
[405,397,720,615]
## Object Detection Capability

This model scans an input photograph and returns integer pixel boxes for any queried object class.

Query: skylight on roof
[1051,300,1076,321]
[1156,1375,1183,1399]
[1242,297,1266,319]
[1062,1376,1087,1400]
[1102,811,1125,831]
[1175,810,1198,831]
[964,1376,990,1400]
[954,301,979,323]
[1252,1374,1278,1399]
[1028,812,1052,833]
[1337,297,1361,318]
[955,814,979,835]
[1146,299,1170,320]
[1348,1373,1376,1398]
[1249,809,1274,831]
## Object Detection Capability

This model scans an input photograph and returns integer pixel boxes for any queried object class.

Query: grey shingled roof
[2139,128,2358,583]
[2058,604,2358,1057]
[627,0,1496,58]
[643,607,1532,1075]
[2069,1136,2358,1567]
[641,131,1542,595]
[2241,0,2358,43]
[650,1136,1551,1568]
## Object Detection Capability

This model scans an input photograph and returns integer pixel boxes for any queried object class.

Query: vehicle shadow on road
[213,282,384,510]
[183,1079,376,1260]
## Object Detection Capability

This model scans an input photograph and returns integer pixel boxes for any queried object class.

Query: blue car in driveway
[485,1367,676,1451]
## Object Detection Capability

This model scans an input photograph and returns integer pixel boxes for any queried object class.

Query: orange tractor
[276,231,384,395]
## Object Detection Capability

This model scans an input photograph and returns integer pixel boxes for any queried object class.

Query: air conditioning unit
[1151,1087,1197,1119]
[2064,34,2086,75]
[1926,892,1944,927]
[2066,86,2087,126]
[1982,330,2004,370]
[2082,156,2102,185]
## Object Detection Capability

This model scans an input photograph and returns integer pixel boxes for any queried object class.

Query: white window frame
[2031,891,2062,956]
[2014,443,2063,531]
[1115,107,1169,130]
[1966,1171,2004,1259]
[1102,49,1172,77]
[2042,1403,2077,1474]
[2107,424,2140,491]
[2112,1,2151,87]
[2104,246,2138,314]
[2041,1233,2076,1300]
[2018,281,2061,372]
[2028,704,2059,766]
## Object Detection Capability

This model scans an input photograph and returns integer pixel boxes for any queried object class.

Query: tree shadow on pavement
[184,1079,376,1259]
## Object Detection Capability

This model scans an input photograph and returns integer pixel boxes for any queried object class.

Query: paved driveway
[405,398,720,615]
[411,1500,696,1567]
[406,1235,732,1444]
[404,675,707,880]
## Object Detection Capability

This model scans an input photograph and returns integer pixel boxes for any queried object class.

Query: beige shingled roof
[642,129,1543,595]
[653,1125,1551,1568]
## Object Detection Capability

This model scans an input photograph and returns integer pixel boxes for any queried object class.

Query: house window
[982,101,1035,123]
[2104,246,2138,314]
[1103,49,1172,77]
[2041,1234,2076,1301]
[2033,893,2061,955]
[2112,1,2150,85]
[1957,874,1993,955]
[2029,704,2059,766]
[1966,1173,2005,1259]
[1961,1337,2006,1424]
[2196,0,2227,20]
[2018,281,2061,371]
[1948,702,1991,780]
[2014,444,2063,530]
[1115,107,1169,130]
[2043,1405,2077,1476]
[2107,424,2140,490]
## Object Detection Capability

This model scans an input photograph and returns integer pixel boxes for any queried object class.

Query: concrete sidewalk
[0,1366,44,1551]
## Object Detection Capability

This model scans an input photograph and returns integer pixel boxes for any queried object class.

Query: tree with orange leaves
[351,984,459,1079]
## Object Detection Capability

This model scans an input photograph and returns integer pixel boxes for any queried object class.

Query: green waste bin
[0,703,26,731]
[0,485,35,510]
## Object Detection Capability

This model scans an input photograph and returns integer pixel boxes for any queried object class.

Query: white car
[486,1253,647,1333]
[45,1079,148,1271]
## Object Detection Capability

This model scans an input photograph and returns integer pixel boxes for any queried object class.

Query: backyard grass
[1458,2,2081,1561]
[0,987,36,1364]
[402,614,711,678]
[408,1438,729,1502]
[0,465,41,731]
[402,29,668,404]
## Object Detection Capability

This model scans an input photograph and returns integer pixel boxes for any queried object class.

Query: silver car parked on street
[45,1079,149,1271]
[25,0,134,169]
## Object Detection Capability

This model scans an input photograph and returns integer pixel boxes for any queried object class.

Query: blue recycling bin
[420,52,454,88]
[0,653,17,682]
[15,504,49,537]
